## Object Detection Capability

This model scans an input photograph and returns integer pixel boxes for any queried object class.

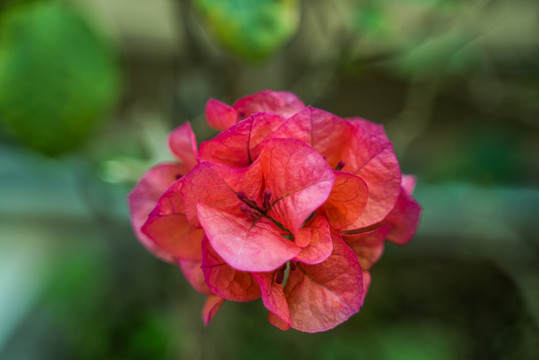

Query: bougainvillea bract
[128,90,421,333]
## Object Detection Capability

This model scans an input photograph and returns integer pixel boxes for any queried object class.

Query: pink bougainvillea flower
[182,138,335,272]
[128,90,421,332]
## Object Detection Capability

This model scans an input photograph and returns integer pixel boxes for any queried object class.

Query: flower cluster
[128,90,421,332]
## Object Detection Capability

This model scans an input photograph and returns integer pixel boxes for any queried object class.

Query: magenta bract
[128,90,421,332]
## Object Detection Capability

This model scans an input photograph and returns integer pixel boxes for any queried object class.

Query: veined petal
[142,178,204,260]
[202,295,226,326]
[268,312,291,330]
[233,90,304,120]
[253,272,291,327]
[127,163,185,262]
[197,203,301,272]
[346,117,388,140]
[181,161,263,227]
[384,187,421,245]
[293,216,333,264]
[321,171,368,230]
[284,231,363,333]
[273,106,355,167]
[259,138,335,234]
[341,124,401,230]
[178,259,212,295]
[343,226,388,270]
[273,107,401,230]
[205,98,238,131]
[199,112,285,167]
[201,238,261,302]
[142,214,204,261]
[168,122,198,171]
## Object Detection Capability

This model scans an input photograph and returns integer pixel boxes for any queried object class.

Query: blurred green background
[0,0,538,359]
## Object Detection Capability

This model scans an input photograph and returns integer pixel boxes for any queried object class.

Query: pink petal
[343,226,388,270]
[142,178,204,260]
[197,203,301,272]
[205,98,238,131]
[284,231,363,333]
[346,117,388,140]
[340,124,401,230]
[198,112,285,167]
[268,312,291,330]
[202,295,226,326]
[201,238,261,302]
[259,138,335,234]
[233,90,304,120]
[253,272,291,327]
[401,174,417,194]
[272,106,355,167]
[142,214,204,261]
[320,171,368,230]
[168,122,198,171]
[293,216,333,264]
[384,187,421,245]
[178,259,212,295]
[181,161,264,227]
[360,271,371,306]
[127,163,185,262]
[273,107,401,230]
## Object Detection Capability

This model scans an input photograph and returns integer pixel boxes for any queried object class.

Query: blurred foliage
[345,0,539,76]
[0,0,538,359]
[0,0,40,13]
[0,1,119,155]
[191,0,300,61]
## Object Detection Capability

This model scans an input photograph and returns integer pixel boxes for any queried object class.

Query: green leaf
[192,0,300,61]
[0,2,120,156]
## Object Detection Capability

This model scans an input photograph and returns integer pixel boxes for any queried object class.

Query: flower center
[237,190,294,236]
[334,160,345,171]
[276,261,297,285]
[237,190,273,217]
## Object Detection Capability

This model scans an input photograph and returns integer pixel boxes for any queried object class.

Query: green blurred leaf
[192,0,300,61]
[0,0,38,14]
[0,2,120,156]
